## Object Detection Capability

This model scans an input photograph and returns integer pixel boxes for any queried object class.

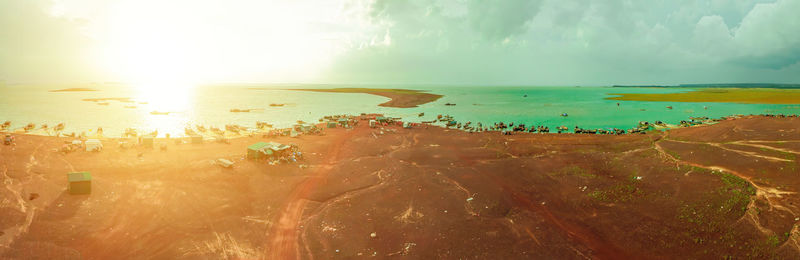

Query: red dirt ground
[1,116,799,259]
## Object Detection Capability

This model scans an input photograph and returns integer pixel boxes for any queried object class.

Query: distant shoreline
[612,83,800,89]
[607,88,800,104]
[49,88,98,92]
[268,88,443,108]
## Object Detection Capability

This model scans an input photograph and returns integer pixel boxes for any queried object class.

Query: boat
[418,112,424,117]
[561,113,568,117]
[97,102,109,106]
[185,127,197,136]
[41,124,48,129]
[256,121,273,129]
[124,128,138,137]
[196,125,207,132]
[445,103,456,106]
[150,111,170,115]
[124,105,137,109]
[666,106,673,109]
[230,109,251,112]
[54,123,65,131]
[24,123,35,131]
[523,94,528,97]
[269,103,285,107]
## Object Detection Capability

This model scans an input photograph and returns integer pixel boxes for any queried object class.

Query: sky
[0,0,799,86]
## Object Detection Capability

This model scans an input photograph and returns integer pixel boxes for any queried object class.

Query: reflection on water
[134,83,194,137]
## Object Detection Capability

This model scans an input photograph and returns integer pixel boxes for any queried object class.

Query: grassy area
[607,88,800,104]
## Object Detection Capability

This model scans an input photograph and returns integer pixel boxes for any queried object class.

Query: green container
[67,172,92,195]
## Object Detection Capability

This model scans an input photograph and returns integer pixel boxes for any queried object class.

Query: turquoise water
[1,85,798,137]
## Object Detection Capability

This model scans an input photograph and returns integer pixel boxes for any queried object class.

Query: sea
[1,84,799,137]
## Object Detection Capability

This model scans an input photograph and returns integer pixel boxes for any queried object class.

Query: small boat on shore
[24,123,35,131]
[54,123,65,131]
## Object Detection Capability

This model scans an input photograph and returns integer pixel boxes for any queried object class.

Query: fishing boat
[124,128,138,137]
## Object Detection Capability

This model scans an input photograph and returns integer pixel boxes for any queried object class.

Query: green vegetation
[587,174,643,203]
[607,88,800,104]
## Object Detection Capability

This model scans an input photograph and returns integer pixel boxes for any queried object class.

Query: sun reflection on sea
[134,83,195,137]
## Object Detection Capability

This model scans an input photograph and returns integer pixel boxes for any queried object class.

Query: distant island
[49,88,98,92]
[282,88,443,108]
[613,83,800,89]
[607,88,800,104]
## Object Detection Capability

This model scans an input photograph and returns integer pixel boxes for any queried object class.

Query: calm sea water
[1,85,798,137]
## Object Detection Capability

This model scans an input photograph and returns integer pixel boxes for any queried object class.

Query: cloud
[1,0,798,84]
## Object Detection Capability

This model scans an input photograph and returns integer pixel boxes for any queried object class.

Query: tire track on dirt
[266,129,359,259]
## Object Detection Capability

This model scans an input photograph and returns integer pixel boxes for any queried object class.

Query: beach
[1,115,799,259]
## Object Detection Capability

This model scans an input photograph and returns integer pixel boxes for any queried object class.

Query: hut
[67,172,92,195]
[247,142,271,159]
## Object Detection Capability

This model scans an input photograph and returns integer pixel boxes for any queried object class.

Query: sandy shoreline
[1,115,799,259]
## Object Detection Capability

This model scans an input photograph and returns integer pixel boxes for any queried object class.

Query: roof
[248,142,271,151]
[67,172,92,182]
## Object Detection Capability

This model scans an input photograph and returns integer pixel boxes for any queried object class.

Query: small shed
[67,172,92,195]
[327,121,337,128]
[85,139,102,152]
[190,135,203,144]
[142,136,154,148]
[247,142,271,159]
